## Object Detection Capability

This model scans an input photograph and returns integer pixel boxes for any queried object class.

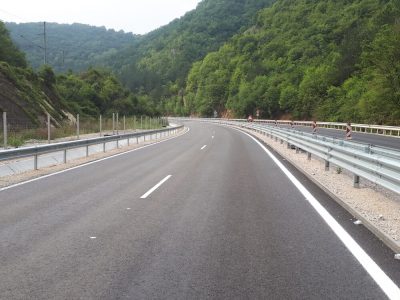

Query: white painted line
[0,128,189,193]
[140,175,172,199]
[201,145,207,150]
[90,237,96,239]
[212,136,214,139]
[126,208,131,210]
[240,130,400,300]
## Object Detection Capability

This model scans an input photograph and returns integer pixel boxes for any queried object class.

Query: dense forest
[179,0,400,124]
[0,22,151,126]
[1,0,400,125]
[6,22,138,73]
[110,0,275,94]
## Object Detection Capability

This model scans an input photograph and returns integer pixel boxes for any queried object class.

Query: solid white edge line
[0,127,189,193]
[140,175,172,199]
[239,129,400,300]
[201,145,207,150]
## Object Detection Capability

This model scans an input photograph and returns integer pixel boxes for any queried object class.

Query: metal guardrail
[241,119,400,137]
[0,125,183,170]
[235,120,400,195]
[176,118,400,195]
[185,117,400,137]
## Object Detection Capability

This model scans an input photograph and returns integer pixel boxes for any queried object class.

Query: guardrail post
[296,147,300,154]
[287,142,291,149]
[3,112,7,149]
[325,160,330,171]
[63,149,67,163]
[34,153,38,170]
[103,142,106,153]
[307,152,311,160]
[353,174,360,188]
[86,144,89,157]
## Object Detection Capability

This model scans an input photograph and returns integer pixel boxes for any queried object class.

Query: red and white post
[312,121,317,135]
[346,122,352,140]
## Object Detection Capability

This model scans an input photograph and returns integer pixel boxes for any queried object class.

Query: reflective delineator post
[312,121,317,135]
[346,122,352,140]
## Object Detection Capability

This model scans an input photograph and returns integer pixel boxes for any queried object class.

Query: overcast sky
[0,0,202,34]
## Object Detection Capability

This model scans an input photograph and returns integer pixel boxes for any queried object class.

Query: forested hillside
[99,0,276,96]
[6,22,138,73]
[2,0,400,126]
[0,21,68,126]
[182,0,400,124]
[0,21,150,126]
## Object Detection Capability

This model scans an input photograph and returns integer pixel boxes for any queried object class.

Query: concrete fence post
[116,113,119,135]
[77,114,80,139]
[47,113,51,144]
[99,115,102,137]
[112,113,115,135]
[3,112,7,149]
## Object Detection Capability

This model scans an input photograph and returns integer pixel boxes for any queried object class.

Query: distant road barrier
[176,118,400,195]
[0,125,183,171]
[230,119,400,138]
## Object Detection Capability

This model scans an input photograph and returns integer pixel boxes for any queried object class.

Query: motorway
[1,121,400,299]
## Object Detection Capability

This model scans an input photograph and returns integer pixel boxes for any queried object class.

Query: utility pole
[43,21,47,65]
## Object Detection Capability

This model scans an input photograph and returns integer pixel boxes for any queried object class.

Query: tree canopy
[181,0,400,124]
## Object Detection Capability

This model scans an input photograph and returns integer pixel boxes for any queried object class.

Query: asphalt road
[1,122,400,299]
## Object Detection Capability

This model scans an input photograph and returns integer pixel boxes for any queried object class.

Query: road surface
[0,121,399,299]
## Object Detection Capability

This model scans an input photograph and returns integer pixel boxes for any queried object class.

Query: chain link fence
[0,112,167,149]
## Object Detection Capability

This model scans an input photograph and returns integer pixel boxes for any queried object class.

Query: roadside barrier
[0,125,183,171]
